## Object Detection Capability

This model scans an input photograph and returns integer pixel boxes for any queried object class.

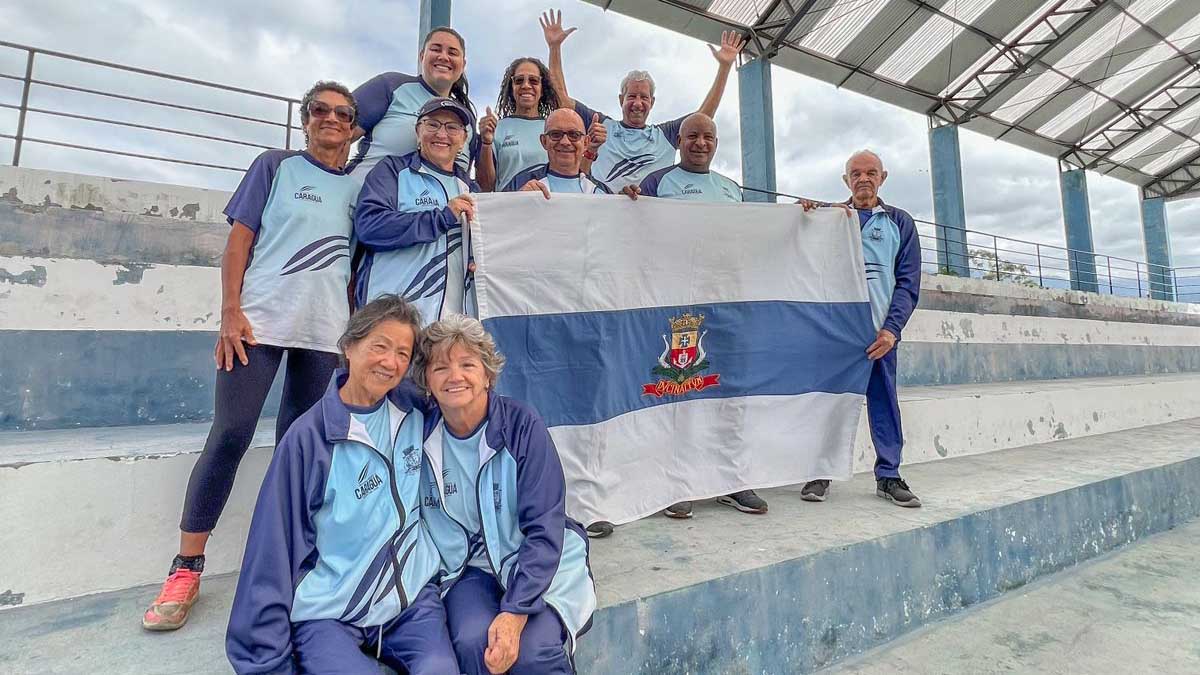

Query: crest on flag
[642,312,721,397]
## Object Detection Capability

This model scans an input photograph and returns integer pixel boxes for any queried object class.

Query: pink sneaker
[142,568,201,631]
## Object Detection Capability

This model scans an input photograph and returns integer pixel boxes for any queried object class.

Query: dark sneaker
[586,521,614,538]
[664,501,693,519]
[717,490,768,514]
[801,480,830,502]
[876,477,922,508]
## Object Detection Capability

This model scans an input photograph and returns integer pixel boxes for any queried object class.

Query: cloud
[0,0,1194,272]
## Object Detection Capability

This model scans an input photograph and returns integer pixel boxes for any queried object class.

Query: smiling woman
[141,80,364,633]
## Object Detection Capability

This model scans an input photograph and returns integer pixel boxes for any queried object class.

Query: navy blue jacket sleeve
[225,425,325,675]
[883,207,922,337]
[353,158,456,251]
[353,72,408,134]
[224,150,289,232]
[500,403,566,616]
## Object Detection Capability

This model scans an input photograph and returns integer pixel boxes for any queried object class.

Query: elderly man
[541,10,744,191]
[620,113,761,521]
[621,113,741,202]
[800,150,923,507]
[502,108,610,195]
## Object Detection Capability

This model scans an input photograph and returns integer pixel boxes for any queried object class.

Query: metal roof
[583,0,1200,200]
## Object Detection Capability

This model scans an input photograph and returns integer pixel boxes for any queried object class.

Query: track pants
[180,343,338,533]
[867,348,903,480]
[291,583,458,675]
[445,567,573,675]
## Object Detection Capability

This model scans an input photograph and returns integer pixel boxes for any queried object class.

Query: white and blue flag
[471,193,874,525]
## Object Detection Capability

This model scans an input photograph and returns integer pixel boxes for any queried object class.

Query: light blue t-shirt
[493,116,547,191]
[350,72,477,178]
[859,206,902,331]
[441,422,490,569]
[574,101,684,191]
[349,398,392,455]
[223,150,358,353]
[639,164,742,203]
[502,164,612,194]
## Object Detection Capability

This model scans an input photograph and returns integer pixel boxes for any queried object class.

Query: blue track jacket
[419,394,597,652]
[226,372,440,674]
[850,199,922,337]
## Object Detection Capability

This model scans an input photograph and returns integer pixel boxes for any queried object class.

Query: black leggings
[180,343,339,533]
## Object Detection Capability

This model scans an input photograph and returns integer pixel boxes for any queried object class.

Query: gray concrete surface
[825,518,1200,675]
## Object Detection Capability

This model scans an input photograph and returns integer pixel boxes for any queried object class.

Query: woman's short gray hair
[412,314,506,391]
[620,69,655,97]
[336,294,423,366]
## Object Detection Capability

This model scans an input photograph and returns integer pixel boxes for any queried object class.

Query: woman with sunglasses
[349,26,480,182]
[142,81,361,632]
[474,56,605,192]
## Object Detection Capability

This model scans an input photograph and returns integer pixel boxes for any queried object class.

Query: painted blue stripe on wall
[483,301,876,427]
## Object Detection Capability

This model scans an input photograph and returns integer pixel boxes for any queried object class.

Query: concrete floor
[825,518,1200,675]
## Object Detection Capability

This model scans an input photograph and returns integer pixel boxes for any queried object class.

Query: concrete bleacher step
[2,418,1198,674]
[3,373,1199,609]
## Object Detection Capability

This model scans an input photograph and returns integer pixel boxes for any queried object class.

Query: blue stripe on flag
[483,300,876,427]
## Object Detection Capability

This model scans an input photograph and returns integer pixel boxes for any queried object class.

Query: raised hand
[709,30,746,67]
[587,113,607,149]
[480,106,498,145]
[540,9,577,47]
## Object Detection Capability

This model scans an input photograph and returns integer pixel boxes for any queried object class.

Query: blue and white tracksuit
[226,372,454,675]
[353,151,481,324]
[419,394,596,673]
[853,199,922,479]
[502,163,612,194]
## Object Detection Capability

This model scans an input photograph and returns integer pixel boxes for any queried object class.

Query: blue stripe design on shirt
[483,300,875,427]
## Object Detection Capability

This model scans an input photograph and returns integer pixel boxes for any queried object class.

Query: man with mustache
[800,150,923,508]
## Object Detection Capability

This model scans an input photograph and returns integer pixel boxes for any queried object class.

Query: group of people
[137,9,924,674]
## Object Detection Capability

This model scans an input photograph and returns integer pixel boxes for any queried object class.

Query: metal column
[928,122,970,277]
[1140,195,1174,300]
[1058,168,1099,293]
[738,57,776,203]
[419,0,452,37]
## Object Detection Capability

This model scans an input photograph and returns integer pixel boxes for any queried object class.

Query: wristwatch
[583,149,598,161]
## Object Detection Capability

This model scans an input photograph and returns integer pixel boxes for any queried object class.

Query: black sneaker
[800,480,830,502]
[586,521,614,538]
[664,501,693,519]
[876,477,921,508]
[716,490,768,514]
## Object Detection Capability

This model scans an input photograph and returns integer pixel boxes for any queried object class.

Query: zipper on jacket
[367,444,410,609]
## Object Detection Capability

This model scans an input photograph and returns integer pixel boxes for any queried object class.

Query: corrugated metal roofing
[583,0,1200,199]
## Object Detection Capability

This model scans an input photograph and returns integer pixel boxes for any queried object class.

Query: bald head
[844,149,884,175]
[541,108,588,175]
[678,113,718,173]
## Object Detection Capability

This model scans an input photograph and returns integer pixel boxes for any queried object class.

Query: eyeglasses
[307,100,355,124]
[544,130,585,142]
[420,119,467,135]
[512,75,542,87]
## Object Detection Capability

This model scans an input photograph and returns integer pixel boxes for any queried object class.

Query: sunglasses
[512,75,542,87]
[307,100,355,124]
[544,130,585,142]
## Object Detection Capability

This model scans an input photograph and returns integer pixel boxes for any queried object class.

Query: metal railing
[0,40,1194,303]
[0,40,301,176]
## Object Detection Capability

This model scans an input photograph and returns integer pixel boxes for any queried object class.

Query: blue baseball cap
[416,97,472,126]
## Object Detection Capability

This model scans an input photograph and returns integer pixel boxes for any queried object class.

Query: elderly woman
[414,315,595,675]
[143,81,362,631]
[226,295,457,674]
[474,55,605,192]
[349,26,480,180]
[353,97,480,325]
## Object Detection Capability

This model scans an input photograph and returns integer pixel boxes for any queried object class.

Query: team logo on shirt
[500,134,519,149]
[423,480,442,509]
[415,188,440,207]
[294,185,323,203]
[355,463,384,500]
[402,446,421,475]
[641,312,721,398]
[280,235,350,276]
[493,482,503,513]
[680,183,703,196]
[442,468,458,496]
[604,154,656,183]
[869,226,883,241]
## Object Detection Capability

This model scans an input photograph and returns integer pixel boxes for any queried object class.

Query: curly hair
[495,57,560,119]
[411,314,505,393]
[298,80,356,145]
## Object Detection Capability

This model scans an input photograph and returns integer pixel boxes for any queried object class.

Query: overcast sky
[0,0,1196,272]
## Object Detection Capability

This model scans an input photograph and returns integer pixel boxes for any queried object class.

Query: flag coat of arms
[471,193,875,525]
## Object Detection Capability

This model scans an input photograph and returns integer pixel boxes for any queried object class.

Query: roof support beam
[1142,146,1200,199]
[928,0,1111,123]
